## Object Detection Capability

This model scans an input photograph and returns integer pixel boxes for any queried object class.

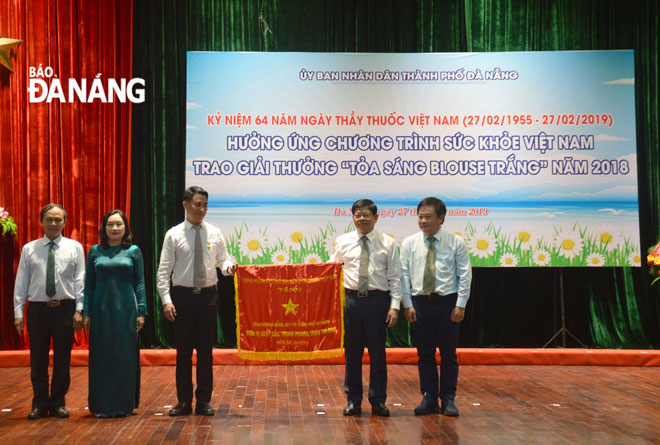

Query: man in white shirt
[331,199,402,417]
[157,186,235,416]
[13,203,85,420]
[401,197,472,417]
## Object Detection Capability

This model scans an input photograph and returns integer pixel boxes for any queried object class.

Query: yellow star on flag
[281,298,300,316]
[0,34,23,72]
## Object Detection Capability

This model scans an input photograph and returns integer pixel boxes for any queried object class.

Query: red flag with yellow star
[235,263,345,361]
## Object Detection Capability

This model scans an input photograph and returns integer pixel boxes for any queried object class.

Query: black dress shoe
[50,406,70,418]
[371,403,390,417]
[441,399,459,417]
[169,402,192,416]
[195,402,215,416]
[27,408,48,420]
[342,402,361,416]
[414,395,440,415]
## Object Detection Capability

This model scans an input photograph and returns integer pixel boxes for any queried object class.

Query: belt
[30,299,73,308]
[415,292,457,301]
[345,288,389,298]
[173,285,217,295]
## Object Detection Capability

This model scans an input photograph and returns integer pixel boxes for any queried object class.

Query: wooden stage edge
[1,348,659,367]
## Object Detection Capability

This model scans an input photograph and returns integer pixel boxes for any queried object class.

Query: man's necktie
[422,236,436,295]
[193,225,206,290]
[358,235,369,294]
[46,241,56,297]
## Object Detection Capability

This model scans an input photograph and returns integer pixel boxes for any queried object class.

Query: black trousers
[27,299,75,411]
[171,286,218,405]
[412,293,460,402]
[343,290,390,407]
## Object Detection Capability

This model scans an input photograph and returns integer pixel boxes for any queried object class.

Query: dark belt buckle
[192,288,202,295]
[46,301,61,308]
[357,291,369,298]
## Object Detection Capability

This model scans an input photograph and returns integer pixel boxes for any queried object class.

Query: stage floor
[2,347,660,366]
[0,364,658,444]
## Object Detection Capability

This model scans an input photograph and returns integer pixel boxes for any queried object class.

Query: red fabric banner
[235,263,345,361]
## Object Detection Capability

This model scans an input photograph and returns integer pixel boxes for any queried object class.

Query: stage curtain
[0,0,134,350]
[131,0,660,349]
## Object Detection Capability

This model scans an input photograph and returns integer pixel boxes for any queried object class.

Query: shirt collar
[427,229,442,240]
[184,220,205,231]
[356,229,375,242]
[42,235,62,246]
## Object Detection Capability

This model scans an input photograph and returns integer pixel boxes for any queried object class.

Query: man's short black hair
[351,199,377,216]
[40,203,67,222]
[183,186,208,202]
[417,197,446,217]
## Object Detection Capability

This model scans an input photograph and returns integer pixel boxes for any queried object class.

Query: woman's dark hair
[99,209,133,248]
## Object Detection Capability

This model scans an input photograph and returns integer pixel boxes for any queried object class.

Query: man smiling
[331,199,402,417]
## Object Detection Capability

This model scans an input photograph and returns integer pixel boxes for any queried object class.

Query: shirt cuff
[160,293,173,305]
[389,296,402,310]
[220,262,235,276]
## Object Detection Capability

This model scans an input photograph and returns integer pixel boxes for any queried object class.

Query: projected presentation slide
[186,51,639,268]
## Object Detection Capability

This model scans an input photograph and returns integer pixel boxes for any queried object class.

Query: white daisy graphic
[304,253,322,264]
[285,231,305,251]
[627,252,642,267]
[553,230,583,259]
[468,231,496,258]
[532,249,551,266]
[499,253,518,267]
[324,234,340,256]
[586,253,605,267]
[271,249,289,265]
[239,230,267,260]
[512,225,535,250]
[591,225,619,251]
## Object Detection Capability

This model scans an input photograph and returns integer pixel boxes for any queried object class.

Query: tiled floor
[0,364,659,443]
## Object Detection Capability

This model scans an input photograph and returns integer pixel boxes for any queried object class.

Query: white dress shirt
[157,220,234,305]
[14,235,85,318]
[331,229,402,310]
[400,229,472,309]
